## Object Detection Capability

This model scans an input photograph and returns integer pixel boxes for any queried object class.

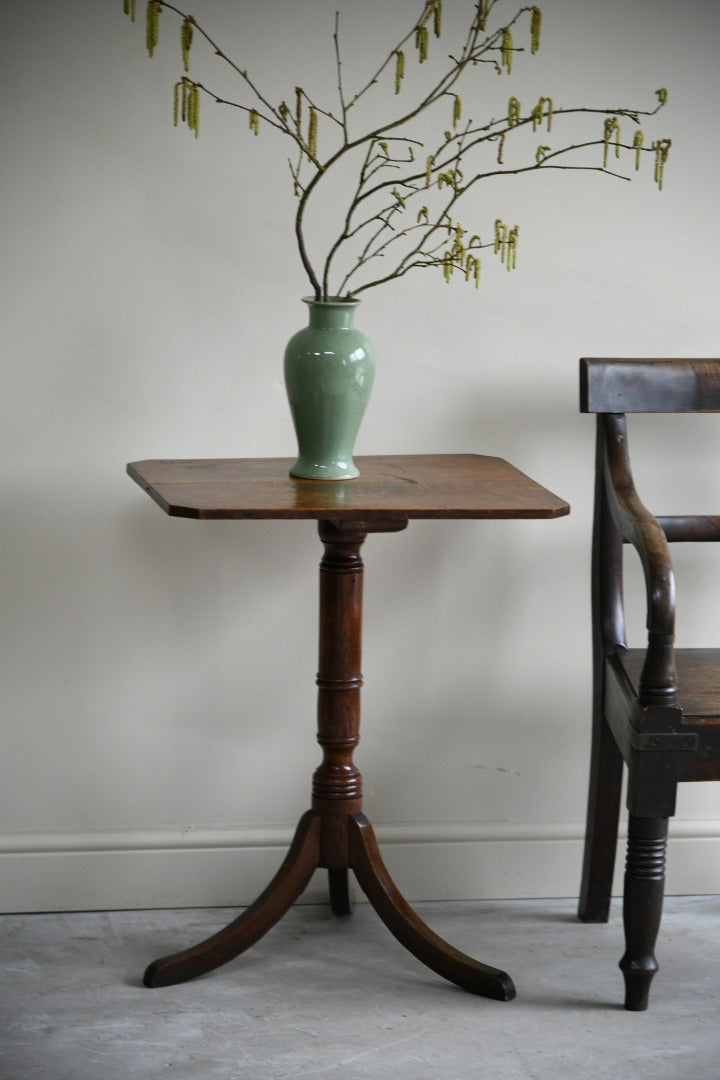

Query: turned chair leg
[619,815,668,1011]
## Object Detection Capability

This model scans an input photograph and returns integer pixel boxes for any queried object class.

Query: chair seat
[619,648,720,723]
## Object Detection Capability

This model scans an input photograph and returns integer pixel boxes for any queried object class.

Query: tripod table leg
[349,813,516,1000]
[144,810,322,987]
[328,868,353,916]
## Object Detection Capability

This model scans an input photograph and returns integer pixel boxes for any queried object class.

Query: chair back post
[592,416,626,661]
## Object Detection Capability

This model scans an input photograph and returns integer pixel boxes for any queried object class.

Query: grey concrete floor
[1,896,717,1080]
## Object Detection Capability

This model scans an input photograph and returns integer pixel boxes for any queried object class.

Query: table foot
[143,810,322,988]
[328,868,353,916]
[349,813,516,1001]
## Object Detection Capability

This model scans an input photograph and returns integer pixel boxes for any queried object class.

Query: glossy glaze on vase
[284,297,375,480]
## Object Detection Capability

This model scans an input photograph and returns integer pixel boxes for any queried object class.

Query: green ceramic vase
[284,297,375,480]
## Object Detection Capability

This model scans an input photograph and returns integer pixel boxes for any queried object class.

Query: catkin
[531,7,542,54]
[465,254,481,288]
[494,219,506,258]
[654,139,671,189]
[176,79,199,136]
[508,226,519,269]
[308,108,318,159]
[395,51,405,94]
[146,0,161,58]
[415,25,429,62]
[531,97,553,132]
[501,29,513,74]
[181,18,193,72]
[189,82,199,137]
[603,117,621,168]
[494,220,518,270]
[433,0,442,38]
[539,96,552,132]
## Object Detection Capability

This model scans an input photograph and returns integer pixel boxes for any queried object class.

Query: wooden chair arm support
[603,415,677,698]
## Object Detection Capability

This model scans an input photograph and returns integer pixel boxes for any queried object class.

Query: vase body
[284,297,375,480]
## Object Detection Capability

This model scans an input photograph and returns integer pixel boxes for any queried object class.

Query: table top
[127,455,569,522]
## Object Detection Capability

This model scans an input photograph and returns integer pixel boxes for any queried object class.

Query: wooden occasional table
[127,454,569,1001]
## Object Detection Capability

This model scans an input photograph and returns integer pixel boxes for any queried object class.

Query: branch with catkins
[122,0,670,300]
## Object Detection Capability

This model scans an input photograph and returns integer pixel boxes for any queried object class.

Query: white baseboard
[2,820,719,913]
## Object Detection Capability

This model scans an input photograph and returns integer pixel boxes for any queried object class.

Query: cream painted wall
[2,0,720,913]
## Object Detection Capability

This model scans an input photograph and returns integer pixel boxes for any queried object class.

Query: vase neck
[304,297,358,330]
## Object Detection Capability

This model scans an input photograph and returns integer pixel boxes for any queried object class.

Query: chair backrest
[580,358,720,414]
[581,358,720,702]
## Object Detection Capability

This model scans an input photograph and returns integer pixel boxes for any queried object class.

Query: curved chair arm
[602,414,677,699]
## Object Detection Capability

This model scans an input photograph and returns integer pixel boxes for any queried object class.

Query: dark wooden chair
[578,357,720,1010]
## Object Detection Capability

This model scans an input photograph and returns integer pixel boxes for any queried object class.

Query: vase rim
[302,295,360,307]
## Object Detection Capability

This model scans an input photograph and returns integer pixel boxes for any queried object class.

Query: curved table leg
[328,868,353,916]
[144,810,322,987]
[349,813,516,1000]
